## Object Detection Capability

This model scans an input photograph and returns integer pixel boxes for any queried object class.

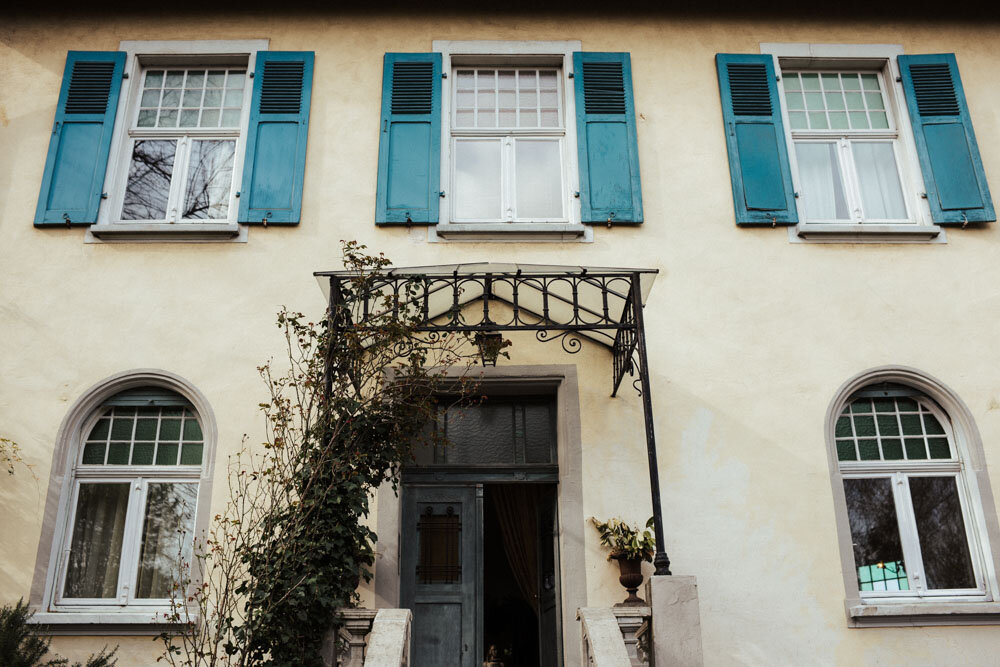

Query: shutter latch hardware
[574,191,580,198]
[439,191,446,198]
[63,213,71,227]
[101,192,108,199]
[772,216,777,227]
[962,212,969,229]
[606,212,616,228]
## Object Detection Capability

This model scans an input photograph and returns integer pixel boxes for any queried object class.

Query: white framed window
[432,40,590,242]
[763,43,940,242]
[118,66,247,223]
[783,70,910,224]
[836,389,985,598]
[451,67,566,222]
[89,39,269,242]
[53,392,203,611]
[30,373,216,627]
[827,368,1000,626]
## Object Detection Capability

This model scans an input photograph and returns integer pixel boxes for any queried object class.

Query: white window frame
[87,39,269,244]
[761,43,944,244]
[30,371,217,629]
[838,395,988,600]
[826,367,1000,627]
[431,40,592,243]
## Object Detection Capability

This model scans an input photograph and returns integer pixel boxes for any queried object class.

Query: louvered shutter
[238,51,314,225]
[35,51,125,226]
[573,52,642,224]
[899,54,994,224]
[375,53,442,225]
[715,54,797,226]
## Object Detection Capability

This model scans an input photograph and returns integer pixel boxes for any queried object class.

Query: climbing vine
[158,242,478,666]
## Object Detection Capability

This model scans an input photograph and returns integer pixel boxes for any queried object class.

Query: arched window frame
[30,370,216,627]
[826,366,1000,626]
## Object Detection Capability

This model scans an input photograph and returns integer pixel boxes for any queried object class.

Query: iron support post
[630,273,671,576]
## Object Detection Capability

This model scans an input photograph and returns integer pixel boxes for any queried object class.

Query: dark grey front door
[400,484,480,667]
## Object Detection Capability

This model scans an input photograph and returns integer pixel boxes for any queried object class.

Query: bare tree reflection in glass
[135,482,197,598]
[844,477,909,591]
[122,140,176,220]
[182,140,236,219]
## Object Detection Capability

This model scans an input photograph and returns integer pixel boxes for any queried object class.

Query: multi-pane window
[451,67,566,222]
[119,66,248,223]
[58,390,203,607]
[835,388,982,596]
[782,70,909,223]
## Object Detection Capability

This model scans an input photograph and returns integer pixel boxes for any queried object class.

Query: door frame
[375,365,586,666]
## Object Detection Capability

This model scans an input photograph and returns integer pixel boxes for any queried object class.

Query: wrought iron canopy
[315,262,658,396]
[315,262,672,575]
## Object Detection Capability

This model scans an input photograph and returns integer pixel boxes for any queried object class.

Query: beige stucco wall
[3,9,1000,664]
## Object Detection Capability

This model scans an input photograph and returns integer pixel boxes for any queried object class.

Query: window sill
[790,223,944,244]
[86,223,247,244]
[847,601,1000,627]
[29,611,186,635]
[430,222,593,243]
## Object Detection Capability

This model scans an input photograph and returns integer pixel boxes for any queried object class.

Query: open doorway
[483,484,560,667]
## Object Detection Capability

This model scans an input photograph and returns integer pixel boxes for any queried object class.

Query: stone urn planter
[590,516,655,607]
[612,554,646,606]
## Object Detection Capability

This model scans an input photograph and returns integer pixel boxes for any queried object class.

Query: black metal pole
[630,273,671,576]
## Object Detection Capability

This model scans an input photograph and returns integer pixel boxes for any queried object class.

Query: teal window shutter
[715,54,797,226]
[34,51,125,227]
[899,54,994,224]
[238,51,314,225]
[573,52,642,224]
[375,53,442,225]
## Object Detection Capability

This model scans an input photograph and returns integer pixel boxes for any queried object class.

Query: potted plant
[590,516,655,606]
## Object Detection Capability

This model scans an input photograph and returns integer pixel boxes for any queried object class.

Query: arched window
[52,385,207,610]
[828,368,1000,624]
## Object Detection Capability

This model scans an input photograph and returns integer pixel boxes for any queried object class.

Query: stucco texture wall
[3,9,1000,665]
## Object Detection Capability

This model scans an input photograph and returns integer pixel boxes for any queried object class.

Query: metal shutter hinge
[568,72,574,78]
[122,72,129,79]
[442,72,447,79]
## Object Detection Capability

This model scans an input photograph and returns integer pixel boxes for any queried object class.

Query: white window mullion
[838,139,863,223]
[504,137,514,221]
[893,472,927,594]
[116,478,147,605]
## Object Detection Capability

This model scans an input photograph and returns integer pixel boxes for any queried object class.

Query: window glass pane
[160,418,182,441]
[64,483,131,598]
[156,442,179,466]
[794,142,850,221]
[87,417,111,441]
[836,441,857,461]
[183,414,203,441]
[852,142,907,220]
[122,140,176,220]
[843,477,909,591]
[81,442,106,465]
[417,505,462,584]
[444,404,515,464]
[908,476,976,590]
[135,482,198,598]
[107,442,130,464]
[182,139,236,220]
[454,139,502,220]
[515,140,562,219]
[131,442,155,465]
[180,443,204,465]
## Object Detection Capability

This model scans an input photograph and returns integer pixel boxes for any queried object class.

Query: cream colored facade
[3,8,1000,665]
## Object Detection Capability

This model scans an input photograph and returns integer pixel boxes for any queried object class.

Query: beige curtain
[492,485,540,615]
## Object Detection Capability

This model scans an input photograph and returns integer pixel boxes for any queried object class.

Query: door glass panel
[795,142,850,220]
[515,140,562,219]
[135,482,198,598]
[852,142,907,220]
[417,506,462,584]
[908,476,977,590]
[454,139,502,220]
[122,140,176,220]
[63,483,131,598]
[843,477,909,591]
[182,139,236,219]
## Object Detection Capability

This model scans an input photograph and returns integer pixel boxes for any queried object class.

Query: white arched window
[51,386,206,611]
[828,368,1000,624]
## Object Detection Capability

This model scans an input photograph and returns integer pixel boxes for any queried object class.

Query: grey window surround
[825,366,1000,627]
[29,369,218,634]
